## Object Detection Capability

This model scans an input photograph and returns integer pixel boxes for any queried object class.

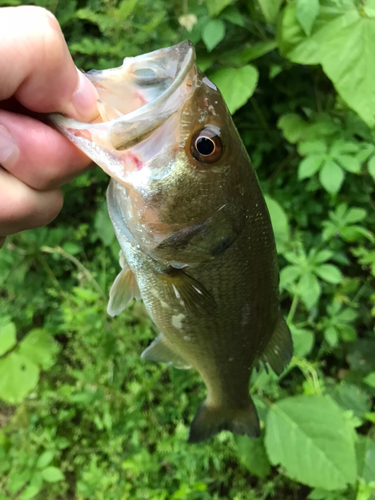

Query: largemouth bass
[51,41,293,443]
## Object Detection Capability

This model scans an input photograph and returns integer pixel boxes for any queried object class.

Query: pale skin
[0,6,99,249]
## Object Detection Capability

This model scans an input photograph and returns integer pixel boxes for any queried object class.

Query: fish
[50,41,293,443]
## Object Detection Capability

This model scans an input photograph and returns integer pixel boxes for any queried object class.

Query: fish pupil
[196,137,215,156]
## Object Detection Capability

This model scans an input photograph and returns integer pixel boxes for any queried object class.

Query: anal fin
[107,264,141,317]
[141,334,191,370]
[261,315,293,376]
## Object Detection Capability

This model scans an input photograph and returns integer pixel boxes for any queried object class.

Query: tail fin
[188,398,260,444]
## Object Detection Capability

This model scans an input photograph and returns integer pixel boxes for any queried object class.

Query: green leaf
[298,155,325,180]
[18,329,58,371]
[236,435,271,478]
[324,326,338,347]
[298,140,327,156]
[207,0,231,17]
[202,19,226,52]
[319,159,344,194]
[264,195,290,253]
[368,156,375,181]
[278,113,307,143]
[0,322,17,357]
[62,242,81,255]
[280,265,300,288]
[328,384,371,420]
[290,326,314,357]
[211,65,259,114]
[265,395,356,490]
[319,14,375,128]
[295,0,320,36]
[299,273,321,309]
[345,208,367,224]
[335,155,361,173]
[363,372,375,388]
[36,451,54,469]
[315,264,343,284]
[257,0,283,22]
[41,466,64,483]
[356,436,375,483]
[18,485,42,500]
[0,352,39,404]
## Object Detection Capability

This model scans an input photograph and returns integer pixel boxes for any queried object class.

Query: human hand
[0,6,99,249]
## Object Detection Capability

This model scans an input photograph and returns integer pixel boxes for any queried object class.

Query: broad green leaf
[236,435,271,478]
[368,156,375,181]
[264,195,290,253]
[298,140,327,156]
[328,384,371,420]
[0,352,39,404]
[324,326,338,347]
[299,273,320,309]
[0,321,17,357]
[295,0,320,36]
[356,436,375,483]
[202,19,225,52]
[222,41,277,67]
[277,113,307,143]
[320,15,375,128]
[319,160,344,194]
[18,485,41,500]
[211,65,259,114]
[290,326,314,357]
[315,264,343,284]
[335,155,361,173]
[312,249,333,264]
[363,372,375,388]
[207,0,231,17]
[345,208,367,224]
[18,329,58,370]
[265,395,356,490]
[41,466,64,483]
[62,242,81,255]
[280,265,300,288]
[298,155,325,180]
[221,6,244,27]
[257,0,283,22]
[36,451,54,469]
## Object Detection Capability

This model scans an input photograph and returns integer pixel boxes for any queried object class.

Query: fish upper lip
[50,40,196,133]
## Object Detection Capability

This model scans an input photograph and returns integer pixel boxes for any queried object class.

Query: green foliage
[1,0,375,499]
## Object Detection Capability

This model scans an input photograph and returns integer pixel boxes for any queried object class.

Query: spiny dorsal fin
[188,397,260,444]
[107,264,141,317]
[261,315,293,376]
[141,334,191,369]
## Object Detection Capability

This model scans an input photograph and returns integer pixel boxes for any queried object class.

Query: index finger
[0,5,98,121]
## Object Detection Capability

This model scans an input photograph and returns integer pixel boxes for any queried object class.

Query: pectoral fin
[261,315,293,375]
[107,264,141,317]
[151,204,244,264]
[141,334,191,369]
[157,269,217,316]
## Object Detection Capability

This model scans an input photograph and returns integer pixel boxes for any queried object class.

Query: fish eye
[191,128,223,163]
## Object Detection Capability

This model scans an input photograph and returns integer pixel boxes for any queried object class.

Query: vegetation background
[0,0,375,498]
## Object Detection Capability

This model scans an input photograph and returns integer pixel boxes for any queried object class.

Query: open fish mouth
[50,41,196,182]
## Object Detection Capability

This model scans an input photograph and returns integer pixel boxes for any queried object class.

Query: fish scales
[50,41,293,443]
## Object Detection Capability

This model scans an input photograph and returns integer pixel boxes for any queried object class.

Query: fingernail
[0,125,19,169]
[71,69,99,122]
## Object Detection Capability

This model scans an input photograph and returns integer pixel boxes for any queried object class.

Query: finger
[0,111,93,190]
[0,168,63,236]
[0,6,98,121]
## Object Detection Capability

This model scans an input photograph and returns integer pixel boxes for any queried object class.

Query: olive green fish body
[51,41,292,443]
